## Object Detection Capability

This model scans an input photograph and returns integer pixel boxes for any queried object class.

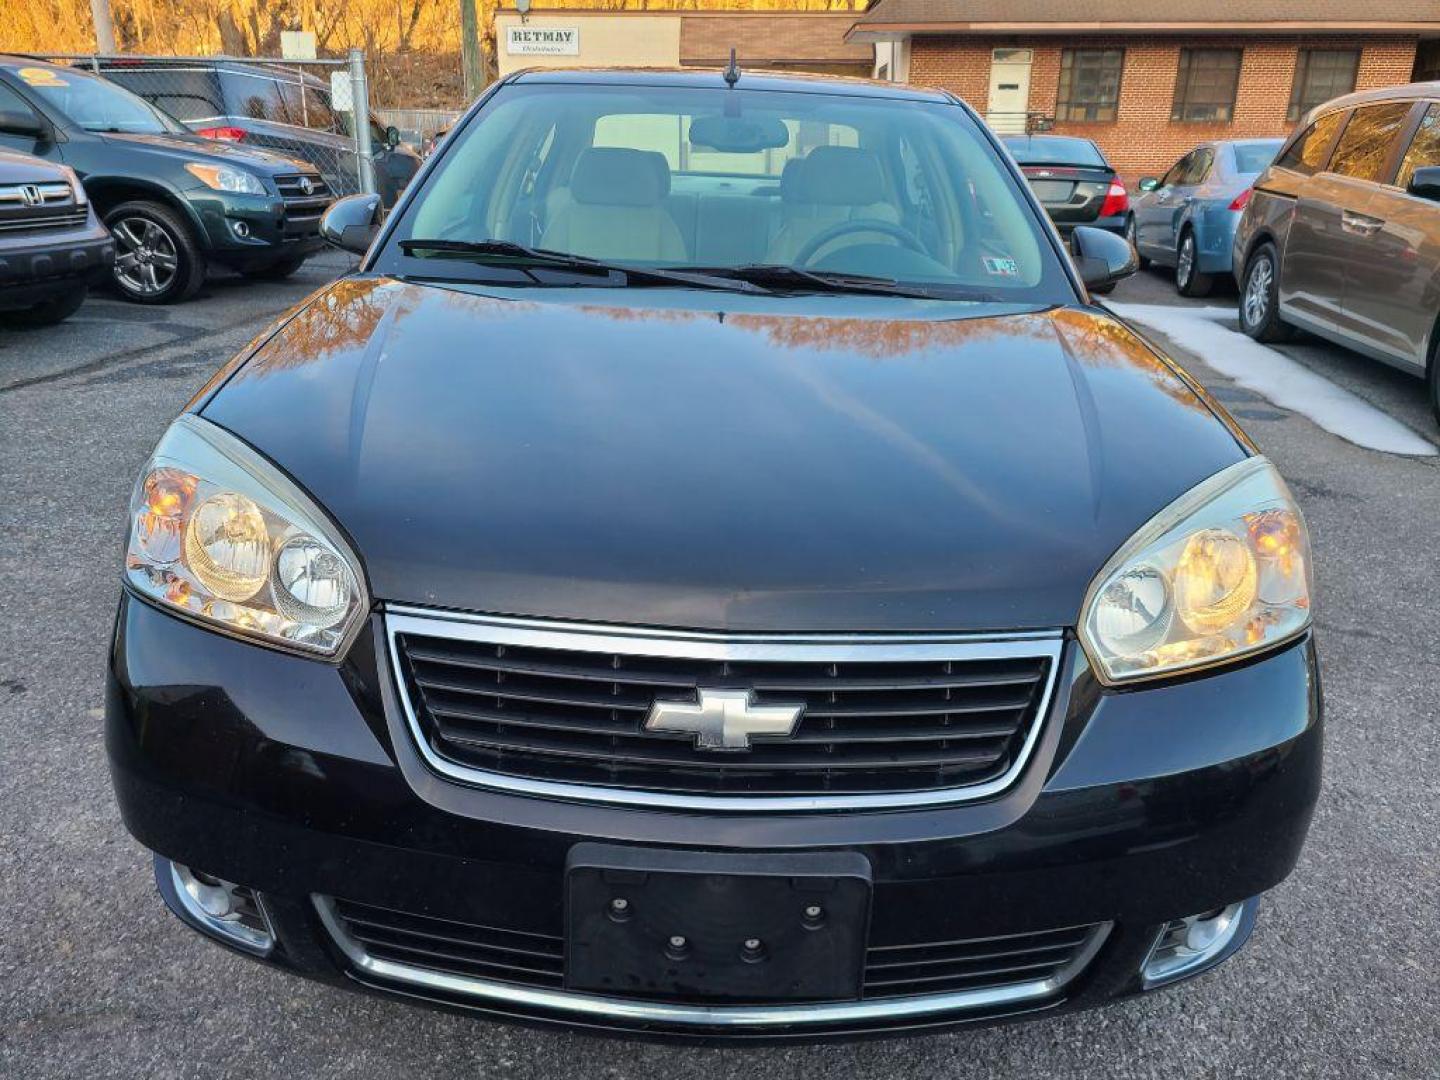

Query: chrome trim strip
[384,606,1064,812]
[314,896,1108,1029]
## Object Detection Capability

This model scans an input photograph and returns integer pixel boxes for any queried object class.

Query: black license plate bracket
[565,843,872,1002]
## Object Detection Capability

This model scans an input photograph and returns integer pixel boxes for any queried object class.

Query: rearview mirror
[1407,165,1440,202]
[1137,176,1160,192]
[1070,225,1138,294]
[320,193,382,255]
[688,114,790,154]
[0,109,47,138]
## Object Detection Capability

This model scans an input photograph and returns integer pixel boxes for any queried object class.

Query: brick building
[847,1,1440,180]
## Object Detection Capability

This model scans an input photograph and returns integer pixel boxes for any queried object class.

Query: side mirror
[1070,224,1139,294]
[0,109,47,138]
[1137,176,1160,192]
[385,125,401,150]
[320,193,382,255]
[1407,165,1440,202]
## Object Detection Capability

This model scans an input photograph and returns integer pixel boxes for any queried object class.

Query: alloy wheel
[1243,255,1273,329]
[1177,235,1195,290]
[112,216,179,298]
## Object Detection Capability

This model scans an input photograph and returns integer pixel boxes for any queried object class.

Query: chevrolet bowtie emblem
[644,688,804,751]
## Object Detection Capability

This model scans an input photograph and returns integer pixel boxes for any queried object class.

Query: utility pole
[89,0,116,53]
[460,0,484,102]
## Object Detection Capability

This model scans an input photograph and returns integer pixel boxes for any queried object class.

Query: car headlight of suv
[183,162,267,195]
[1080,456,1312,685]
[124,414,368,658]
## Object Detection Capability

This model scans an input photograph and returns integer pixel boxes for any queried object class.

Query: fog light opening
[230,219,251,239]
[1140,897,1258,989]
[160,858,276,955]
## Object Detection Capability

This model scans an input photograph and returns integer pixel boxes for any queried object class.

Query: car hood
[201,279,1245,633]
[99,131,313,173]
[0,146,66,183]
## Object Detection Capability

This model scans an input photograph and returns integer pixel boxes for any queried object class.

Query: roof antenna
[723,48,741,87]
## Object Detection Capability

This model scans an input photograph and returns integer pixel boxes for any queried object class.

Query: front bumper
[186,189,328,269]
[107,592,1322,1042]
[0,225,114,309]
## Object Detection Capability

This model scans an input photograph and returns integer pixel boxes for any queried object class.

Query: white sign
[507,26,580,56]
[280,31,317,60]
[330,70,353,112]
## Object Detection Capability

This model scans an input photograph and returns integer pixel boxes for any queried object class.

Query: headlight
[59,164,88,207]
[125,414,368,657]
[1080,457,1312,684]
[183,162,267,195]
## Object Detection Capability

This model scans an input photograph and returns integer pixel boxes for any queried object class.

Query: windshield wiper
[681,264,975,300]
[398,238,763,293]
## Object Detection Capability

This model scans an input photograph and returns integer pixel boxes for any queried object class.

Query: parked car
[0,146,113,325]
[1001,134,1134,244]
[110,69,1320,1042]
[1234,82,1440,424]
[0,57,333,303]
[1133,138,1283,297]
[97,59,422,207]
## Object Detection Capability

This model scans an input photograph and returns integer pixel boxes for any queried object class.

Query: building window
[1288,49,1361,121]
[1171,49,1242,122]
[1055,49,1124,122]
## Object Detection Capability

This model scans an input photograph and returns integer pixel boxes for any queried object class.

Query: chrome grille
[387,610,1060,810]
[317,893,1109,1019]
[863,924,1102,999]
[0,182,82,233]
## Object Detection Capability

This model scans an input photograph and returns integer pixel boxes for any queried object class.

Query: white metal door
[987,49,1033,134]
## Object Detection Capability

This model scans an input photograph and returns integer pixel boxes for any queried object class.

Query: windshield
[1231,140,1283,175]
[1001,136,1107,167]
[17,65,182,134]
[384,82,1069,301]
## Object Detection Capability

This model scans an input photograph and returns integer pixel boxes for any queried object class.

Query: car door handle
[1340,210,1384,236]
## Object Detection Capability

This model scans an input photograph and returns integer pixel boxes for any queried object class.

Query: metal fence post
[349,48,377,196]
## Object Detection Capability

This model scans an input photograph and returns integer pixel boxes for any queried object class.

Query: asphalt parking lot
[2,258,1437,1079]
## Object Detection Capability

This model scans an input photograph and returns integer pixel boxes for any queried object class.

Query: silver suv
[1232,82,1440,424]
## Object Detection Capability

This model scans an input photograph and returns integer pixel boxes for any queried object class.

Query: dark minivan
[0,57,332,303]
[110,69,1320,1041]
[1233,81,1440,424]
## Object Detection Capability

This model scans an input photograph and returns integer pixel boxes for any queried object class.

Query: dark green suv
[0,56,333,304]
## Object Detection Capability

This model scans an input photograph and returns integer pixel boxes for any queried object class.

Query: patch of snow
[1108,302,1437,457]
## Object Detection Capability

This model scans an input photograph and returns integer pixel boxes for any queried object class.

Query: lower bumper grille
[317,894,1109,1026]
[388,610,1061,810]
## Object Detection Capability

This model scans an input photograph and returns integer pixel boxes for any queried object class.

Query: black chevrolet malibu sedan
[109,69,1321,1042]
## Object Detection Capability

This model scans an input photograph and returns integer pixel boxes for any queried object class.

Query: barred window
[1288,50,1360,122]
[1171,49,1242,123]
[1056,49,1124,122]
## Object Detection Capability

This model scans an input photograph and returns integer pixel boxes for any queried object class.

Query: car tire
[1239,242,1292,343]
[0,286,88,328]
[1175,230,1213,298]
[105,200,206,305]
[242,255,308,281]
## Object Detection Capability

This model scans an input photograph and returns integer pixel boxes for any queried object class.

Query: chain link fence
[29,51,377,198]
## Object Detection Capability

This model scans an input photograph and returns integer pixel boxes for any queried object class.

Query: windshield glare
[22,66,179,134]
[391,83,1066,299]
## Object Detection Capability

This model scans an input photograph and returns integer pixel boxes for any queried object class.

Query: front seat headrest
[570,147,672,207]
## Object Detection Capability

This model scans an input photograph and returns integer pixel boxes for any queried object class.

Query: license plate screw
[802,903,825,928]
[665,934,690,960]
[740,938,767,963]
[607,897,632,922]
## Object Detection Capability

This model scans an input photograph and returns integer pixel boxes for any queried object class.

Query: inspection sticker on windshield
[982,255,1020,278]
[17,67,68,87]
